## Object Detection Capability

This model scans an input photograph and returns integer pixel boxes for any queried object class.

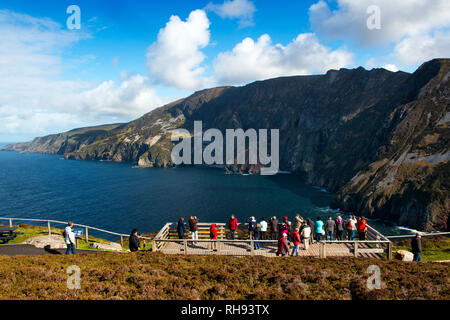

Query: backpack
[347,220,352,229]
[62,229,66,238]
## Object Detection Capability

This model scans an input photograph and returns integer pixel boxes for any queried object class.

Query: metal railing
[0,217,153,249]
[152,222,393,259]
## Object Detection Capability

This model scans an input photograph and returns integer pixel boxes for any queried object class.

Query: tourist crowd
[173,214,370,257]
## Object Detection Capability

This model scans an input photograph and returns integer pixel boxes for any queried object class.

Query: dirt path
[0,244,102,256]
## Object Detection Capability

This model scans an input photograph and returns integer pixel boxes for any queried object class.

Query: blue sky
[0,0,449,141]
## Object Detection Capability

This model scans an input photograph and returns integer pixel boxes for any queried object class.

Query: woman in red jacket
[277,233,289,257]
[357,217,368,240]
[210,223,219,251]
[228,215,238,240]
[290,228,301,256]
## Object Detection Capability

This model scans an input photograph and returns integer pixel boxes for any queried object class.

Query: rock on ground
[90,242,123,252]
[395,250,414,261]
[22,235,66,249]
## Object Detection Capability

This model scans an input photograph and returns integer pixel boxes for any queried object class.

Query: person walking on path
[270,216,279,240]
[246,216,257,240]
[189,216,199,244]
[64,221,76,255]
[315,217,324,242]
[129,229,140,252]
[260,217,268,240]
[228,215,238,240]
[301,223,312,250]
[291,228,301,256]
[209,223,219,251]
[346,216,357,240]
[325,216,336,241]
[307,218,315,244]
[277,233,289,257]
[357,216,368,240]
[411,233,422,262]
[335,216,344,240]
[177,217,186,239]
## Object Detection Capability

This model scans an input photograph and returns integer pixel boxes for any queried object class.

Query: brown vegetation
[0,252,448,300]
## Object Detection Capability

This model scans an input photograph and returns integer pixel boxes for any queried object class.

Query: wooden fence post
[120,235,124,249]
[9,218,12,228]
[184,239,188,254]
[354,242,358,258]
[85,227,89,243]
[250,240,254,256]
[376,235,380,248]
[47,221,51,235]
[387,242,392,260]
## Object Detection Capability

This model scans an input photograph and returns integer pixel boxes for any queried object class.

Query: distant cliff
[3,59,449,231]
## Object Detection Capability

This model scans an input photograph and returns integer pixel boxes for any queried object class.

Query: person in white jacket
[65,221,76,254]
[300,224,312,250]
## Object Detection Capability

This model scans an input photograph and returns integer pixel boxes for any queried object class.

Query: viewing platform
[153,222,393,259]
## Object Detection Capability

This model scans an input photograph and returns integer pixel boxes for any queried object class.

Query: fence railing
[151,222,393,259]
[386,232,450,239]
[0,217,153,249]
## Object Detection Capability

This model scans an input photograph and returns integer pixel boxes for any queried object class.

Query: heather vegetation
[0,252,448,300]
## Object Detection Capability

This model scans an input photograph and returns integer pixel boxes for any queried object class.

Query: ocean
[0,150,413,240]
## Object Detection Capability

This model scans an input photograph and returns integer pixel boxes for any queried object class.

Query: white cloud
[0,10,165,140]
[206,0,256,27]
[213,33,353,85]
[309,0,450,45]
[146,10,215,91]
[394,31,450,65]
[382,64,398,72]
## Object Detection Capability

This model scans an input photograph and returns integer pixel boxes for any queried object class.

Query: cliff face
[3,59,449,231]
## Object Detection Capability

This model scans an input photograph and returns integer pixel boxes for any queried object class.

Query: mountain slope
[3,59,449,231]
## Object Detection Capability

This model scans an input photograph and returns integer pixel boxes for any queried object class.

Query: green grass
[1,224,146,252]
[393,236,450,262]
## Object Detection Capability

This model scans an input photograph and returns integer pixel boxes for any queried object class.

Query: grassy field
[392,236,450,262]
[0,252,448,300]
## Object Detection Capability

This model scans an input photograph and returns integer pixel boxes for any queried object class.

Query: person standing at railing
[209,223,219,251]
[129,229,140,252]
[64,221,76,255]
[254,223,261,250]
[260,217,268,240]
[357,216,368,240]
[315,217,324,242]
[246,216,257,240]
[189,216,198,245]
[335,216,344,240]
[177,217,186,239]
[228,215,238,240]
[346,216,357,240]
[411,233,422,262]
[269,216,279,240]
[307,218,315,244]
[325,216,336,241]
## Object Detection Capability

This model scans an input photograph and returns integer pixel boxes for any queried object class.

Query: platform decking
[161,240,384,258]
[154,222,392,259]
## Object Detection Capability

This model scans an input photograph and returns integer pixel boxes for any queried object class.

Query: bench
[0,227,18,244]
